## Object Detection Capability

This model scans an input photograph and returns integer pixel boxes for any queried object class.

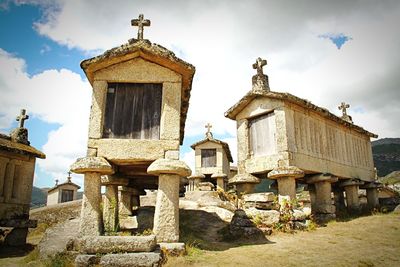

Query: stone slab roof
[0,133,45,159]
[47,181,81,194]
[225,90,377,138]
[190,137,233,163]
[80,39,196,145]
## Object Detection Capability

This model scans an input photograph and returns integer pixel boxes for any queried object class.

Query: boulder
[179,200,199,210]
[199,206,234,222]
[229,210,264,239]
[292,209,307,221]
[243,192,275,202]
[244,208,280,226]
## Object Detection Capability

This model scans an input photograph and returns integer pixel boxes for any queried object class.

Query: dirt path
[167,213,400,267]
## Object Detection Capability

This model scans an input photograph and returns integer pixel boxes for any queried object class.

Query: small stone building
[0,109,45,246]
[188,124,233,191]
[225,58,378,220]
[46,173,80,205]
[71,14,195,250]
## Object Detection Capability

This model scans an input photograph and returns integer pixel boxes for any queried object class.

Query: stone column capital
[187,172,205,180]
[267,165,304,180]
[228,173,260,185]
[359,182,382,189]
[306,173,338,184]
[70,156,114,175]
[211,172,228,179]
[147,159,191,177]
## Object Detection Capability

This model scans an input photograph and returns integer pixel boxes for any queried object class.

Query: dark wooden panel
[201,149,216,167]
[103,83,162,139]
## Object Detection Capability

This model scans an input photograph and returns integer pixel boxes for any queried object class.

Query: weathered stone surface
[80,173,102,236]
[75,254,100,267]
[243,192,275,202]
[302,207,312,217]
[70,156,114,174]
[244,208,280,226]
[198,181,214,191]
[184,191,235,211]
[199,206,234,223]
[268,166,304,179]
[187,172,205,179]
[119,216,138,230]
[292,209,307,221]
[229,209,264,239]
[242,201,278,210]
[77,235,157,253]
[211,172,228,178]
[103,185,118,233]
[294,221,308,230]
[306,173,338,184]
[179,200,199,210]
[153,174,180,242]
[99,252,161,267]
[147,159,191,177]
[277,176,297,203]
[101,175,129,185]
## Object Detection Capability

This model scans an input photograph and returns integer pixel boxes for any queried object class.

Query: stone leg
[194,178,200,191]
[344,185,360,212]
[103,185,118,233]
[277,177,296,205]
[80,172,102,236]
[153,174,180,242]
[119,190,133,218]
[131,194,140,214]
[366,188,379,209]
[308,184,317,213]
[216,177,224,191]
[333,187,346,212]
[314,181,335,214]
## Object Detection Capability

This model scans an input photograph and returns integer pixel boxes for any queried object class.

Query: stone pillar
[340,179,363,213]
[103,185,118,232]
[119,188,133,217]
[332,186,346,213]
[148,159,191,243]
[267,165,304,205]
[308,184,317,213]
[360,182,381,210]
[70,156,114,236]
[212,173,228,191]
[228,173,260,195]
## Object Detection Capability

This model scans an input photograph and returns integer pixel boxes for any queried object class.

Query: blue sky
[1,1,399,188]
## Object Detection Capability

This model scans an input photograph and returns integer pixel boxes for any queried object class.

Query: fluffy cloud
[24,0,400,139]
[0,49,91,186]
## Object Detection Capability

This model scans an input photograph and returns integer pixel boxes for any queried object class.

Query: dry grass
[166,213,400,267]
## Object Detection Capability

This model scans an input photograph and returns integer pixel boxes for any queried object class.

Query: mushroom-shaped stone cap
[228,173,260,185]
[211,172,228,178]
[360,181,382,189]
[70,157,114,175]
[339,179,364,187]
[147,159,192,177]
[267,165,304,179]
[188,172,205,179]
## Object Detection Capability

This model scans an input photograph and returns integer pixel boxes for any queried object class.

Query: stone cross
[131,14,151,40]
[55,179,59,186]
[338,102,350,116]
[67,171,72,183]
[16,109,29,128]
[205,123,213,138]
[252,57,267,76]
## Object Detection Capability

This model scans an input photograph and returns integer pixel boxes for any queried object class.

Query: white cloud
[0,49,91,186]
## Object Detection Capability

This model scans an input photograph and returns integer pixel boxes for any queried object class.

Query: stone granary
[46,172,80,206]
[188,123,233,191]
[225,57,378,220]
[70,14,194,261]
[0,109,45,246]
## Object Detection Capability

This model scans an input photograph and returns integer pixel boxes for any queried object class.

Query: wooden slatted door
[103,83,162,139]
[249,112,277,156]
[61,189,73,202]
[201,149,217,167]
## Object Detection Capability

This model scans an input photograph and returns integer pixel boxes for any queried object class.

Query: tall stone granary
[70,14,195,266]
[225,57,379,222]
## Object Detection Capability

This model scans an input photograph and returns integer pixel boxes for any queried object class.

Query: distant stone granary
[46,172,80,205]
[70,14,195,261]
[225,58,378,220]
[187,123,233,191]
[0,109,45,246]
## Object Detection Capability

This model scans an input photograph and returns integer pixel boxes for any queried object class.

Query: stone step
[76,235,157,254]
[75,252,162,267]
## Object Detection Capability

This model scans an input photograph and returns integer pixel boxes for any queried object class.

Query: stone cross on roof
[55,179,59,186]
[16,109,29,128]
[338,102,350,116]
[67,171,72,183]
[252,57,267,76]
[205,123,213,138]
[131,14,151,40]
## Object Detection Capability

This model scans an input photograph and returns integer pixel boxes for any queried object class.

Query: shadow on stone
[0,243,35,258]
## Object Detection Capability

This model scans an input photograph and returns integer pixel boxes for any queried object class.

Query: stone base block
[315,213,336,224]
[159,242,185,256]
[4,227,28,246]
[75,254,100,267]
[119,216,138,230]
[77,235,156,254]
[99,252,161,267]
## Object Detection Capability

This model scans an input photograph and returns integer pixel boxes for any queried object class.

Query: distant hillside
[372,138,400,176]
[31,186,48,208]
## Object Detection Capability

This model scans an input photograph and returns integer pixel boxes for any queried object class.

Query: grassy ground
[166,213,400,267]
